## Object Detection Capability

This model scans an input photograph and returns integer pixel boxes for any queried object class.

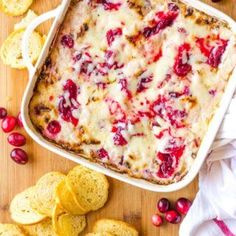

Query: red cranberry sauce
[106,28,122,46]
[58,79,80,126]
[173,43,192,77]
[149,95,187,128]
[119,78,132,99]
[169,86,190,98]
[106,99,128,146]
[97,148,109,159]
[137,72,153,93]
[196,35,228,68]
[73,49,123,80]
[157,140,185,178]
[143,9,179,38]
[97,0,121,11]
[113,131,128,146]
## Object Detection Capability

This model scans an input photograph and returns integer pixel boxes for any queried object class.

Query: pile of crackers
[0,165,138,235]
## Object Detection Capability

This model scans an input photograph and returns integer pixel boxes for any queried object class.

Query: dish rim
[21,0,236,192]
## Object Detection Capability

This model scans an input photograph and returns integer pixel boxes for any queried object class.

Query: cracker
[21,218,56,236]
[0,0,33,16]
[93,219,139,236]
[86,233,114,236]
[66,165,109,212]
[30,172,65,216]
[0,29,43,69]
[52,204,86,236]
[10,186,47,225]
[0,224,25,236]
[55,180,87,215]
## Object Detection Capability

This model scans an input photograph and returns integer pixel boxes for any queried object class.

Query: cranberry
[151,214,163,227]
[1,116,17,133]
[211,0,221,2]
[209,89,216,96]
[157,198,170,213]
[143,10,178,38]
[168,2,179,11]
[176,198,192,215]
[165,210,181,224]
[97,0,121,11]
[166,108,187,128]
[17,112,23,127]
[47,120,61,135]
[173,43,192,77]
[7,133,26,147]
[196,36,228,68]
[10,148,28,165]
[0,107,7,119]
[106,28,122,46]
[61,34,74,48]
[113,131,127,146]
[137,75,153,93]
[152,49,162,63]
[119,78,132,99]
[97,148,109,159]
[157,153,175,178]
[208,44,227,68]
[58,97,79,126]
[157,145,185,178]
[63,79,80,107]
[106,99,126,121]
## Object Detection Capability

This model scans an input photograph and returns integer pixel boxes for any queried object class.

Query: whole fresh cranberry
[17,112,23,127]
[165,210,181,224]
[151,214,163,227]
[8,133,26,147]
[47,120,61,135]
[1,116,17,133]
[10,148,28,165]
[0,107,7,119]
[176,198,192,215]
[157,198,170,213]
[61,34,74,48]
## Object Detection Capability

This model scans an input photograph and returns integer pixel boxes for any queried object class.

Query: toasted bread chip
[10,186,47,225]
[0,29,43,69]
[52,204,86,236]
[14,10,38,30]
[0,224,25,236]
[93,219,138,236]
[21,218,56,236]
[66,165,109,212]
[0,0,33,16]
[30,172,65,217]
[55,180,87,215]
[86,233,114,236]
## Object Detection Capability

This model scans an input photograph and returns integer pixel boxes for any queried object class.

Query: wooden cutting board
[0,1,235,235]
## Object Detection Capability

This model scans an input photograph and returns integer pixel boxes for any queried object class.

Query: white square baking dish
[21,0,236,192]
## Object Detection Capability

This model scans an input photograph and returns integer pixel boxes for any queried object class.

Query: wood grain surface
[0,0,235,235]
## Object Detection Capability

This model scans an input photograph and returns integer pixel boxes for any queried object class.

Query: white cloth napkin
[179,98,236,236]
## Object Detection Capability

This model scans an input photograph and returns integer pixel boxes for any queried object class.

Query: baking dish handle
[22,6,62,78]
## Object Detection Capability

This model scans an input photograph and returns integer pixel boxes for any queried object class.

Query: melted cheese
[29,0,236,184]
